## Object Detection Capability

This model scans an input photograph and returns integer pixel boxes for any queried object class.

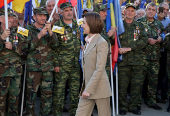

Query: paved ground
[34,96,170,116]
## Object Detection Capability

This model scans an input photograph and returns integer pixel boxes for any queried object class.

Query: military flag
[102,0,106,4]
[58,0,69,7]
[0,0,13,8]
[140,0,146,9]
[77,0,84,68]
[12,0,29,13]
[24,0,32,25]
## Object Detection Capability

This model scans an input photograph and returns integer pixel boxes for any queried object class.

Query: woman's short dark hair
[83,12,104,34]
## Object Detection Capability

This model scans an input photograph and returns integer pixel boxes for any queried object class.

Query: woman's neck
[88,33,95,38]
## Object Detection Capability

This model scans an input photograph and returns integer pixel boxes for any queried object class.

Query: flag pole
[116,66,119,115]
[20,62,27,116]
[74,7,78,20]
[4,0,9,42]
[55,0,58,13]
[48,0,59,22]
[110,44,115,116]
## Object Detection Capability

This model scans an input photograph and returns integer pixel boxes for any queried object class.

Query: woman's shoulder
[97,34,107,44]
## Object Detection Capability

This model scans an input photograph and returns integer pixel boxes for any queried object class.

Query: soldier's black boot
[167,96,170,112]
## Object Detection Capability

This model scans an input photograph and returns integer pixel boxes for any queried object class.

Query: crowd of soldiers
[0,0,170,116]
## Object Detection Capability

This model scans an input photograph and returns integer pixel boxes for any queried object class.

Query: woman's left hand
[82,91,90,98]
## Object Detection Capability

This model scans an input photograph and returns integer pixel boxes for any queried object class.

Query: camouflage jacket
[53,18,80,68]
[137,16,165,60]
[163,36,170,64]
[100,21,114,68]
[0,26,27,76]
[23,24,59,72]
[100,21,115,45]
[118,20,148,66]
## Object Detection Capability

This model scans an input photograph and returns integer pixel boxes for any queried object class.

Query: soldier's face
[137,10,145,18]
[82,17,90,34]
[146,5,156,19]
[46,1,55,15]
[34,14,47,25]
[62,7,73,21]
[125,7,136,19]
[12,16,18,27]
[99,10,107,20]
[0,15,14,28]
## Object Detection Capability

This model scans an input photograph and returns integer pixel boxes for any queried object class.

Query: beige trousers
[76,97,111,116]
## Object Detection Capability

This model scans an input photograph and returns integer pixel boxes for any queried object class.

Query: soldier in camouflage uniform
[118,3,147,115]
[163,35,170,112]
[0,9,27,116]
[22,7,59,116]
[93,3,116,77]
[137,2,164,110]
[53,2,80,116]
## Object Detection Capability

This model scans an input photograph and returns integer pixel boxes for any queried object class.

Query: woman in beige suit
[76,12,112,116]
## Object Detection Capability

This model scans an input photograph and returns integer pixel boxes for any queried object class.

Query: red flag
[58,0,69,7]
[70,0,77,7]
[111,32,119,69]
[58,0,77,7]
[0,0,13,8]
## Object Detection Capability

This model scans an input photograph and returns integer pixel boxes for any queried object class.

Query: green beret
[60,2,73,10]
[125,3,136,9]
[93,3,109,12]
[0,8,15,17]
[33,7,48,15]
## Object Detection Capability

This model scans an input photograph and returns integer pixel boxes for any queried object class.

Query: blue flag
[24,0,32,25]
[77,0,84,68]
[102,0,106,4]
[140,0,146,9]
[121,2,126,6]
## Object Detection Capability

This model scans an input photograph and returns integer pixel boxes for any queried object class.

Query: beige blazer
[80,34,112,99]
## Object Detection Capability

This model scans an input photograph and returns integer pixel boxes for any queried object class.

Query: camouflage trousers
[53,66,80,116]
[26,71,53,116]
[118,65,143,111]
[0,76,21,116]
[166,53,170,97]
[142,60,159,105]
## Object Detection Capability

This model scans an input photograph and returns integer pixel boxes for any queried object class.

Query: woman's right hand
[82,91,90,98]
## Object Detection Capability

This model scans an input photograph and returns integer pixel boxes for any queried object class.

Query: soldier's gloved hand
[54,67,60,73]
[5,42,12,50]
[37,28,48,39]
[157,12,164,21]
[1,29,10,40]
[45,21,52,36]
[82,91,90,98]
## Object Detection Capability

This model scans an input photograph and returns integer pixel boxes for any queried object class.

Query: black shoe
[119,110,126,115]
[167,105,170,112]
[148,103,162,110]
[129,109,141,115]
[91,114,94,116]
[156,97,166,103]
[63,107,68,112]
[137,106,141,111]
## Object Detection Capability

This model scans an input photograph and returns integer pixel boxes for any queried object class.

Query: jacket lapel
[84,34,99,59]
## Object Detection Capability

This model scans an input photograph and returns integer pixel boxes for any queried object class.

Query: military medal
[157,29,160,35]
[61,35,64,41]
[16,34,18,43]
[73,31,76,35]
[65,31,70,40]
[134,30,136,41]
[64,35,67,43]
